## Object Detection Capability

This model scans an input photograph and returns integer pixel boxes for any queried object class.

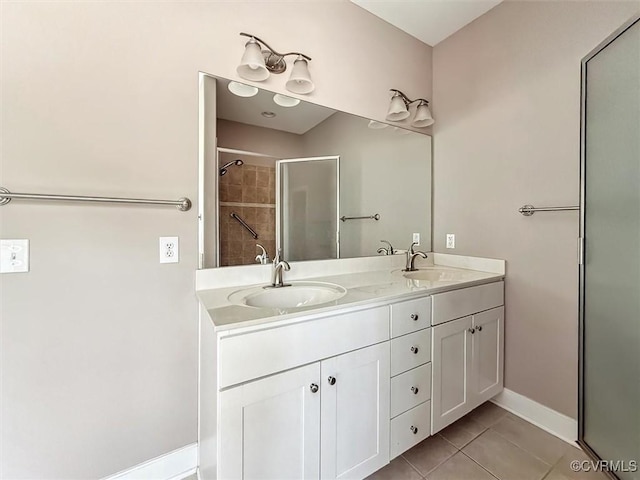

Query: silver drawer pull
[468,327,475,334]
[328,376,337,386]
[410,426,418,434]
[410,345,419,354]
[411,386,419,395]
[477,325,483,331]
[410,313,419,321]
[310,383,319,393]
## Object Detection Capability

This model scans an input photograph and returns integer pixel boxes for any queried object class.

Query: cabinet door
[472,306,504,403]
[219,363,321,480]
[431,316,473,434]
[321,342,390,480]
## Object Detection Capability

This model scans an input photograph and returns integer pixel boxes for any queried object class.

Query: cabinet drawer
[432,281,503,326]
[390,297,431,338]
[391,328,431,377]
[390,363,431,418]
[390,400,431,459]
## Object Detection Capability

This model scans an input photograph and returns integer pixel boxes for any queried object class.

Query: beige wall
[0,1,432,478]
[432,0,639,418]
[217,119,304,160]
[302,113,432,257]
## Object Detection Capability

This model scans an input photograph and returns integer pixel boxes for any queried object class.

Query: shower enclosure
[579,14,640,479]
[276,156,339,262]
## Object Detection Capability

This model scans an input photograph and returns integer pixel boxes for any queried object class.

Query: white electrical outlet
[446,234,455,249]
[412,233,420,245]
[159,236,179,264]
[1,239,29,273]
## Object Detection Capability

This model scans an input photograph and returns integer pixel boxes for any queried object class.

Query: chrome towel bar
[230,212,259,239]
[519,204,579,216]
[0,186,191,211]
[340,213,380,222]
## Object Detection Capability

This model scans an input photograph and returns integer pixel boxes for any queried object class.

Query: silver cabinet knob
[310,383,319,393]
[468,327,475,334]
[477,325,483,331]
[328,376,336,386]
[410,313,419,321]
[410,345,419,354]
[411,386,419,395]
[410,426,418,434]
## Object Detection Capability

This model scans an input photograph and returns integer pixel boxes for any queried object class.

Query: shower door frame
[578,13,640,466]
[276,155,341,261]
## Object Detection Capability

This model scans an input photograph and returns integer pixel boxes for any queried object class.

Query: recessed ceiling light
[273,94,300,107]
[368,120,388,129]
[228,81,259,97]
[261,111,276,118]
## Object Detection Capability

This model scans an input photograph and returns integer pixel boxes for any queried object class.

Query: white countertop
[196,254,505,335]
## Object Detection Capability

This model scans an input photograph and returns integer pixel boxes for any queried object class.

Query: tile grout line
[458,449,502,480]
[401,447,458,479]
[398,454,428,479]
[462,428,556,480]
[489,423,567,470]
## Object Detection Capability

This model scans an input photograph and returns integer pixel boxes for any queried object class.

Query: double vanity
[196,253,505,480]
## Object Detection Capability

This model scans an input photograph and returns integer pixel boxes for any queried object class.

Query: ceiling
[216,78,336,135]
[351,0,504,46]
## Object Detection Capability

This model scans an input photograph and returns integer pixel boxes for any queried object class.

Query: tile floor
[367,402,606,480]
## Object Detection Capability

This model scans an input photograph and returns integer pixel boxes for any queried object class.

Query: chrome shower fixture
[386,89,434,127]
[219,159,244,176]
[237,33,314,94]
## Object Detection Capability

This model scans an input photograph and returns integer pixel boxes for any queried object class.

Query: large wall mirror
[198,72,432,269]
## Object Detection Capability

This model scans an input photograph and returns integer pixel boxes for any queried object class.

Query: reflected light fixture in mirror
[228,81,259,97]
[273,94,300,107]
[385,89,434,127]
[237,32,314,94]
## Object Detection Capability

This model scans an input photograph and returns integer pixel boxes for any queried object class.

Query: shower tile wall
[219,165,276,266]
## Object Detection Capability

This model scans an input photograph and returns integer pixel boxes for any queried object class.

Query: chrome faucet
[403,242,428,272]
[377,240,395,255]
[255,244,270,265]
[267,248,291,288]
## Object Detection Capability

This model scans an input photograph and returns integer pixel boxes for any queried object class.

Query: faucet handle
[380,240,395,255]
[255,244,269,264]
[409,242,418,255]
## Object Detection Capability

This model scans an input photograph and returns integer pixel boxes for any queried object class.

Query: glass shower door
[276,156,339,262]
[580,16,640,479]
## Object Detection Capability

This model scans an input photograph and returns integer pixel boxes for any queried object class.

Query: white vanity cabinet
[210,306,391,480]
[321,342,390,480]
[219,363,321,480]
[431,282,504,433]
[219,342,390,480]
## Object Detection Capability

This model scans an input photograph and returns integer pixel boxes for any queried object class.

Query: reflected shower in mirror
[198,73,432,269]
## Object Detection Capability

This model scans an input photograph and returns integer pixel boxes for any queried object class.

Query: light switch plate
[1,239,30,273]
[412,233,420,245]
[159,236,179,264]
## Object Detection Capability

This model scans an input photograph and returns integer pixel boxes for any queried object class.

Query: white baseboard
[103,443,197,480]
[491,389,578,445]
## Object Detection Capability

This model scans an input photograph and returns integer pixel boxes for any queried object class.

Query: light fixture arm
[390,89,429,108]
[240,32,312,61]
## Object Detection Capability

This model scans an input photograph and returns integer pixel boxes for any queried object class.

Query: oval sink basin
[229,281,347,309]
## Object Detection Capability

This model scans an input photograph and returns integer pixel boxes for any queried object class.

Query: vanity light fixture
[227,81,259,97]
[385,89,434,127]
[273,94,300,108]
[237,33,314,94]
